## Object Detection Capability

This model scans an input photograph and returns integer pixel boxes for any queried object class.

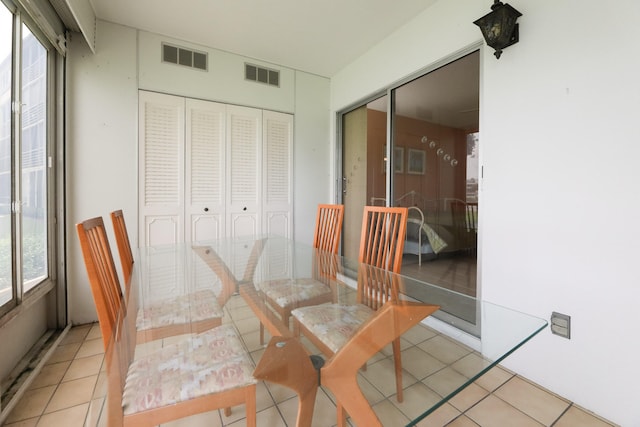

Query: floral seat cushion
[291,303,374,353]
[122,324,256,415]
[259,278,331,308]
[136,289,223,331]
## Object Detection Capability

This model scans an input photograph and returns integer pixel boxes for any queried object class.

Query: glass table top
[89,236,547,426]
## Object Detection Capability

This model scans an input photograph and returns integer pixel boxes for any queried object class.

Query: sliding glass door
[340,51,480,328]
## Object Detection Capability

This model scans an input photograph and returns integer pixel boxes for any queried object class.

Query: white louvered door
[263,110,293,238]
[226,105,262,239]
[186,99,226,242]
[139,91,185,246]
[139,91,292,245]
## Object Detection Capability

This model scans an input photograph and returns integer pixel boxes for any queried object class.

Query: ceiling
[88,0,438,77]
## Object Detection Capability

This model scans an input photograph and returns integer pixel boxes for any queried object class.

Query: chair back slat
[76,217,124,350]
[358,206,407,309]
[110,210,134,288]
[359,206,407,273]
[313,204,344,253]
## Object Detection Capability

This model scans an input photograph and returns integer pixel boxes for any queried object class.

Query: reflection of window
[0,6,55,313]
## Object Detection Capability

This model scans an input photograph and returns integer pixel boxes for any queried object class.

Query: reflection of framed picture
[394,146,404,173]
[407,149,425,175]
[382,145,404,173]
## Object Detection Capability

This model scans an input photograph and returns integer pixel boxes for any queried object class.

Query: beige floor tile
[29,361,70,389]
[372,399,411,426]
[253,405,287,427]
[160,409,222,427]
[85,398,106,427]
[446,415,481,426]
[3,417,39,427]
[416,402,461,427]
[418,335,472,365]
[254,381,277,412]
[4,385,56,423]
[360,357,417,398]
[472,365,513,392]
[448,383,489,413]
[422,367,470,398]
[391,381,444,420]
[465,395,543,427]
[62,353,104,382]
[36,403,89,427]
[86,323,102,341]
[277,389,336,427]
[403,324,437,345]
[59,325,91,345]
[75,338,104,358]
[47,342,81,364]
[493,376,569,426]
[44,375,97,413]
[402,346,446,380]
[554,405,616,427]
[450,353,493,379]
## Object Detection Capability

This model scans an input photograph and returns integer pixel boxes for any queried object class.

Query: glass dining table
[88,236,547,427]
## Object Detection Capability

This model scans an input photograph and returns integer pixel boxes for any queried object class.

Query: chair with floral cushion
[78,216,257,426]
[256,204,344,343]
[106,264,256,427]
[292,205,408,402]
[108,210,224,343]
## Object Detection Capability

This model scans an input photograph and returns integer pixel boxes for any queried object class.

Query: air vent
[162,43,208,71]
[245,63,280,87]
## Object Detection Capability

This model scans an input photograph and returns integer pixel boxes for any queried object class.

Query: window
[0,2,56,315]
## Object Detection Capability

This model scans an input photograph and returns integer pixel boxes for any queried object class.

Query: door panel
[186,99,226,242]
[227,105,262,238]
[263,110,293,238]
[139,91,185,246]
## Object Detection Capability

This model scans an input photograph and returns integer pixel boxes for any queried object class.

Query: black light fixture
[473,1,522,59]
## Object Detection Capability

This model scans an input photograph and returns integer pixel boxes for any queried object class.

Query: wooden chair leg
[392,337,403,402]
[337,403,348,427]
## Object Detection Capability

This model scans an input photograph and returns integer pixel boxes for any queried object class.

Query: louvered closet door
[186,99,226,242]
[226,105,262,238]
[263,110,293,238]
[139,91,185,246]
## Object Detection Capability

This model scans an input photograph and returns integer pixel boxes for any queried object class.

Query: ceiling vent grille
[162,43,208,71]
[245,63,280,87]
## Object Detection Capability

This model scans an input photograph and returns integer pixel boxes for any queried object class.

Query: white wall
[330,0,640,425]
[66,20,330,324]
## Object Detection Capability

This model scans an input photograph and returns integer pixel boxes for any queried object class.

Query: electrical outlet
[550,312,571,339]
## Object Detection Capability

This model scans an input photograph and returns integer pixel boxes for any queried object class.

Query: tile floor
[4,299,617,427]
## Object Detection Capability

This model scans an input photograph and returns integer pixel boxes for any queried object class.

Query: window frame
[0,0,62,325]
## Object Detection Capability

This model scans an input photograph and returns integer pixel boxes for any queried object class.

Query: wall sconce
[473,0,522,59]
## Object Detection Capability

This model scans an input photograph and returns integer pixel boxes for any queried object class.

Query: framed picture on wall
[407,149,425,175]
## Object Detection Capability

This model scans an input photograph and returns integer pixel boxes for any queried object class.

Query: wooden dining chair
[257,204,344,343]
[76,217,124,350]
[78,215,221,346]
[292,206,408,402]
[89,255,257,427]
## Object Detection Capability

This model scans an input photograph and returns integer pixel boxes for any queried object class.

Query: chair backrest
[357,206,407,309]
[358,206,408,273]
[76,217,124,350]
[110,210,134,287]
[313,204,344,253]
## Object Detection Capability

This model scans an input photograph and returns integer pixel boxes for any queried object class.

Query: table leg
[253,336,318,427]
[321,301,440,426]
